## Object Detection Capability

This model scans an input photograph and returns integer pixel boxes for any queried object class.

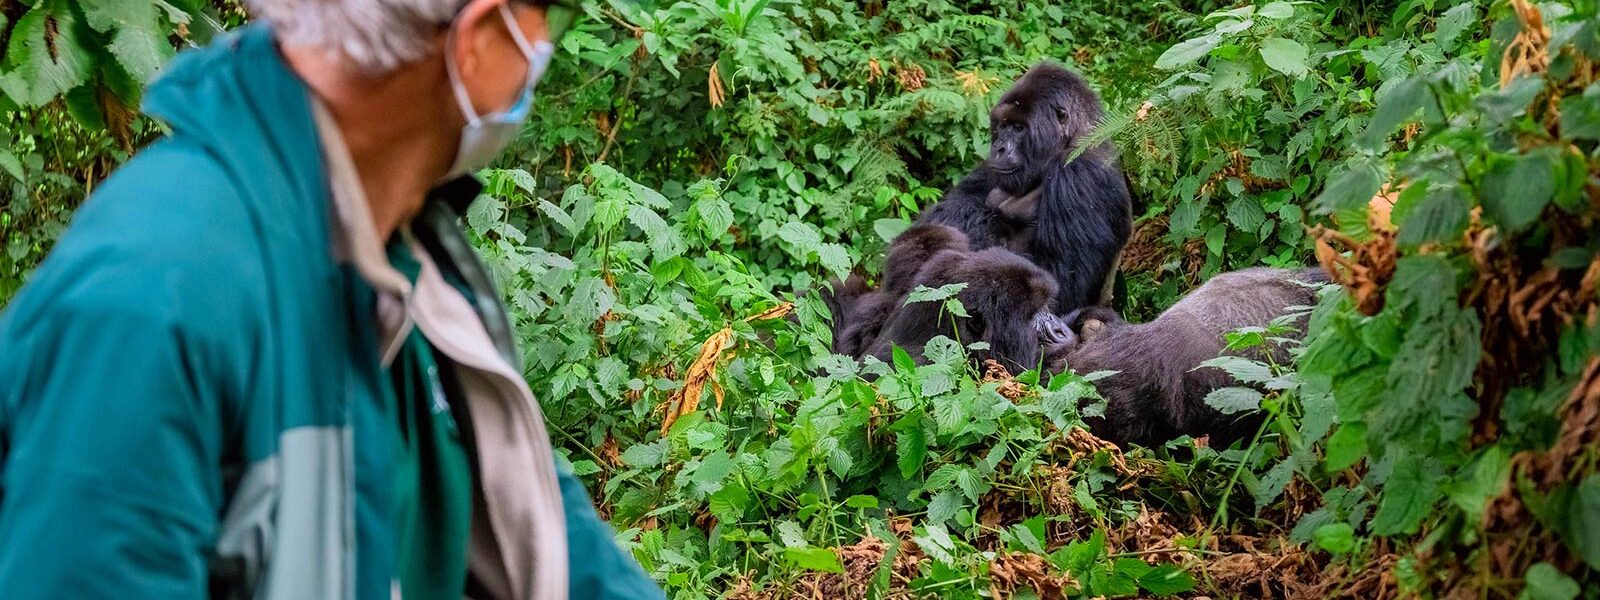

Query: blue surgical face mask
[443,2,554,179]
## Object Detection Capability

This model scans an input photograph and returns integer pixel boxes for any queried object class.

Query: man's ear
[451,0,506,77]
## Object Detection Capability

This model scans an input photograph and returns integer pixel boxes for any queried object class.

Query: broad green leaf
[1139,564,1195,596]
[1313,523,1356,554]
[1197,355,1273,385]
[1560,84,1600,140]
[1259,38,1310,78]
[1434,3,1476,48]
[1446,445,1511,520]
[776,221,823,251]
[1314,159,1385,214]
[1257,2,1294,19]
[1396,186,1470,248]
[1371,455,1442,536]
[537,199,580,236]
[1520,563,1579,600]
[1360,76,1429,148]
[694,197,735,239]
[873,218,911,243]
[1155,34,1221,70]
[619,440,667,468]
[0,5,96,107]
[1324,422,1368,472]
[1204,386,1263,415]
[783,547,843,573]
[1480,149,1557,234]
[0,149,22,182]
[1566,475,1600,569]
[927,489,962,524]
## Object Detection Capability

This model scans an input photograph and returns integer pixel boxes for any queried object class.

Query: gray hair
[248,0,469,74]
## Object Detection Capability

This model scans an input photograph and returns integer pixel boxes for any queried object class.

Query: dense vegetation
[4,0,1600,597]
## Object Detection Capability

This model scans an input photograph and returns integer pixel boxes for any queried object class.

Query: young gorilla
[1061,268,1329,448]
[821,225,975,358]
[917,62,1132,315]
[860,226,1074,373]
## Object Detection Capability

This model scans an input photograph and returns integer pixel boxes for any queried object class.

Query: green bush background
[5,0,1600,597]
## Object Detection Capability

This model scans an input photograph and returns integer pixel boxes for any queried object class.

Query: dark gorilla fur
[1063,268,1329,448]
[916,62,1132,315]
[820,225,973,357]
[862,227,1069,373]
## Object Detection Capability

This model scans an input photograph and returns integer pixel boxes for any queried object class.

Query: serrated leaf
[904,283,966,304]
[537,199,579,236]
[1480,149,1556,234]
[1155,34,1221,70]
[1259,37,1310,78]
[1257,2,1294,19]
[1360,76,1429,148]
[895,425,927,479]
[1560,85,1600,140]
[1139,564,1196,596]
[1434,3,1476,48]
[1371,455,1442,535]
[1205,386,1263,415]
[1197,355,1274,385]
[816,243,852,279]
[777,221,823,251]
[927,489,962,524]
[1314,159,1385,214]
[922,336,964,367]
[0,6,96,107]
[619,440,667,468]
[695,197,734,239]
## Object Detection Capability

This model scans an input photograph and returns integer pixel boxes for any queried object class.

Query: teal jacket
[0,24,661,600]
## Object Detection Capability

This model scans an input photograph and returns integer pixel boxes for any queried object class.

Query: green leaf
[816,243,852,279]
[0,149,23,182]
[1434,3,1476,48]
[1480,149,1557,234]
[1204,386,1263,415]
[1197,355,1273,385]
[844,495,879,509]
[1138,564,1195,596]
[1314,160,1385,214]
[1259,37,1310,78]
[1155,34,1221,70]
[0,4,96,107]
[927,489,962,524]
[1560,85,1600,140]
[1371,455,1442,536]
[873,218,911,243]
[904,283,966,304]
[1564,475,1600,569]
[1396,186,1470,248]
[1520,563,1579,600]
[777,221,823,251]
[1360,76,1430,148]
[784,547,844,574]
[537,199,580,236]
[895,425,927,479]
[694,197,735,239]
[1446,445,1511,520]
[1324,422,1368,472]
[1313,523,1356,555]
[1257,2,1294,19]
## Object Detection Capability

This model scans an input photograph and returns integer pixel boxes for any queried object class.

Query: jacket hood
[142,23,328,242]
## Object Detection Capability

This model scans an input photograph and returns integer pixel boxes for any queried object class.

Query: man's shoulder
[8,141,275,337]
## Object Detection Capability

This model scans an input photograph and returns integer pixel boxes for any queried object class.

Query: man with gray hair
[0,1,662,599]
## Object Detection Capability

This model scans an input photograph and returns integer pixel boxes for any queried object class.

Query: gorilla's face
[987,99,1066,195]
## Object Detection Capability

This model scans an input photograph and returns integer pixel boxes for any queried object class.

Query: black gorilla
[917,62,1132,315]
[853,225,1073,373]
[821,225,975,358]
[1060,268,1329,448]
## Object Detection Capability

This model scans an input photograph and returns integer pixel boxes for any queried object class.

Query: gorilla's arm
[1033,154,1133,314]
[915,168,1009,250]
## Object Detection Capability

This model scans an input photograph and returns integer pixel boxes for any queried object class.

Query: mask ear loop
[443,16,483,126]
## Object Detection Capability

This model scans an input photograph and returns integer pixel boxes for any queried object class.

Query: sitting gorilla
[857,225,1073,373]
[1061,268,1329,448]
[916,62,1132,315]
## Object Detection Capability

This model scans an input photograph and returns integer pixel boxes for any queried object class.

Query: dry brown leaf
[660,327,734,434]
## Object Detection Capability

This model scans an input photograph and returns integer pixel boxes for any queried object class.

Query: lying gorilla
[1060,268,1330,448]
[823,224,1074,372]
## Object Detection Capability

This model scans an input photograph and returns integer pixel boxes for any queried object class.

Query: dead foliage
[989,552,1072,600]
[981,360,1029,400]
[1311,223,1398,316]
[1499,0,1550,89]
[708,61,727,108]
[658,303,793,433]
[895,61,926,91]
